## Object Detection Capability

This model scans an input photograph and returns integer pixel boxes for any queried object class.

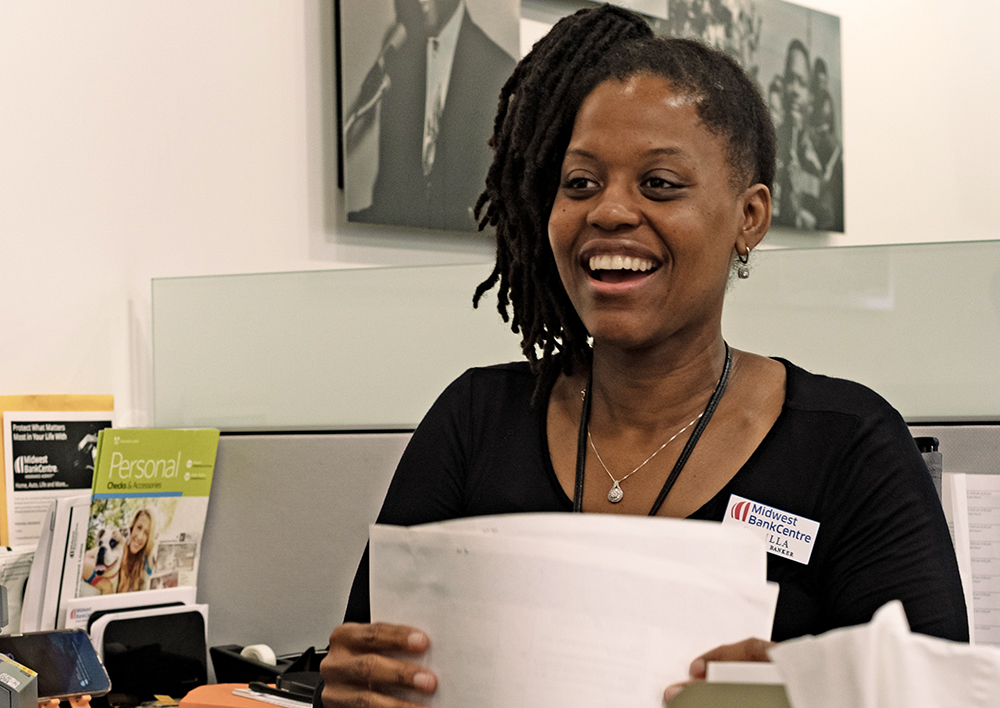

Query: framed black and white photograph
[337,0,519,233]
[641,0,844,233]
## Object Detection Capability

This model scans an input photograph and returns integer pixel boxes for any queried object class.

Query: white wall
[0,0,997,424]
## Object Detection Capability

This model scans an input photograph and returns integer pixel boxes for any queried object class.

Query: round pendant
[607,482,623,503]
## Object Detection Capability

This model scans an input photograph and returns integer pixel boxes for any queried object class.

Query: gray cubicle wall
[908,425,1000,476]
[198,432,409,656]
[199,425,1000,657]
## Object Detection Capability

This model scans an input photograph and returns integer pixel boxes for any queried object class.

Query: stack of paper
[20,493,91,632]
[369,513,778,708]
[942,472,1000,646]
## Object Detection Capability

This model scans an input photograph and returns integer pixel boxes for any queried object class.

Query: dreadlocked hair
[472,5,652,395]
[472,4,776,399]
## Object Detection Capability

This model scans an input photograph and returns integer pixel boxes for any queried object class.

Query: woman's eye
[644,176,677,190]
[561,175,598,191]
[640,174,683,199]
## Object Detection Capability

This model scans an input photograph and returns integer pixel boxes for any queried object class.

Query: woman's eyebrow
[565,146,687,160]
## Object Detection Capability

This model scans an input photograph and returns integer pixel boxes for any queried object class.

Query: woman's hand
[662,637,775,704]
[320,622,438,708]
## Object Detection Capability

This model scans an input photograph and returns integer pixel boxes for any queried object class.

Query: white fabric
[769,600,1000,708]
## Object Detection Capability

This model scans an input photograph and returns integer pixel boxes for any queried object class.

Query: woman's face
[129,514,150,555]
[548,74,755,353]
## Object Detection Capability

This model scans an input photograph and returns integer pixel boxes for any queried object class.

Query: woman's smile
[581,238,662,288]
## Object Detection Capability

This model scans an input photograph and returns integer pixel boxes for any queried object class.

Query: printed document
[369,513,777,708]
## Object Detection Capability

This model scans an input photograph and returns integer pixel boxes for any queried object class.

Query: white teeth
[588,255,654,272]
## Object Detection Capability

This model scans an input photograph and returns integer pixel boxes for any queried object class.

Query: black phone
[0,629,111,701]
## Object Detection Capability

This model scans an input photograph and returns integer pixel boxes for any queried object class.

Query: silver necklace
[588,413,703,503]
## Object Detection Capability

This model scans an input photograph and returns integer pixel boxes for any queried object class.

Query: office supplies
[209,645,323,686]
[61,585,197,631]
[246,682,311,703]
[231,687,309,708]
[90,604,208,701]
[21,493,90,632]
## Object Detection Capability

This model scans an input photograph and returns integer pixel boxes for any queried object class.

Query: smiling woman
[317,5,968,708]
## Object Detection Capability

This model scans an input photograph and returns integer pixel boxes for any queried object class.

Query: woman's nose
[586,184,641,231]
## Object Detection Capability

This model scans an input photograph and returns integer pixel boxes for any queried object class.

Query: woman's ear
[736,183,771,254]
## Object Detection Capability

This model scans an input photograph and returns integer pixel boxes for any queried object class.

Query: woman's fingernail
[663,684,683,703]
[413,671,435,691]
[408,631,428,650]
[690,657,706,678]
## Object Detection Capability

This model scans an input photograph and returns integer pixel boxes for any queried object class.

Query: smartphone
[0,629,111,700]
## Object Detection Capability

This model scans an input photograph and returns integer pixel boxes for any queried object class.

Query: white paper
[369,514,777,708]
[20,499,56,632]
[942,472,975,643]
[770,600,1000,708]
[22,494,91,632]
[3,411,112,547]
[0,546,36,635]
[706,661,783,684]
[44,493,90,631]
[428,512,767,583]
[964,474,1000,647]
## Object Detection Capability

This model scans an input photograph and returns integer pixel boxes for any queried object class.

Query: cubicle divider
[198,432,408,656]
[152,240,1000,656]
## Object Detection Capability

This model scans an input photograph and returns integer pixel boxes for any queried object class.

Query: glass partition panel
[722,240,1000,422]
[152,264,523,430]
[153,241,1000,430]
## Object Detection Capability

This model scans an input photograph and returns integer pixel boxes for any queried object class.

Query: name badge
[722,494,820,565]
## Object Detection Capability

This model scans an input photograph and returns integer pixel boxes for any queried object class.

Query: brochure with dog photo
[77,428,219,598]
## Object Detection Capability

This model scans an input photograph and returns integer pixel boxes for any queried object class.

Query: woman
[319,6,966,706]
[117,508,155,593]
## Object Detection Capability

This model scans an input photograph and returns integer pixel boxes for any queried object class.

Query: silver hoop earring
[737,249,751,279]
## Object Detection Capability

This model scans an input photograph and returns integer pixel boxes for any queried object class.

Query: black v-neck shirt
[344,360,968,642]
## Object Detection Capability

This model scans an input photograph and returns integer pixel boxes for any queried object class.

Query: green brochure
[77,428,220,598]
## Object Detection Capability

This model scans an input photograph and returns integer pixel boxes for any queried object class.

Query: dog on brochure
[81,526,128,594]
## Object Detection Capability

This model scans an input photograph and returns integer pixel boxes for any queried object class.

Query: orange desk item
[178,685,264,708]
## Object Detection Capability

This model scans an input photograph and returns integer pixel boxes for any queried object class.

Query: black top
[344,360,968,642]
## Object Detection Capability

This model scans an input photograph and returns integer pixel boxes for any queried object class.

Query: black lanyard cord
[572,343,733,515]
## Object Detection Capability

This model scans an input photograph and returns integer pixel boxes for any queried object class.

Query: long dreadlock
[473,6,652,386]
